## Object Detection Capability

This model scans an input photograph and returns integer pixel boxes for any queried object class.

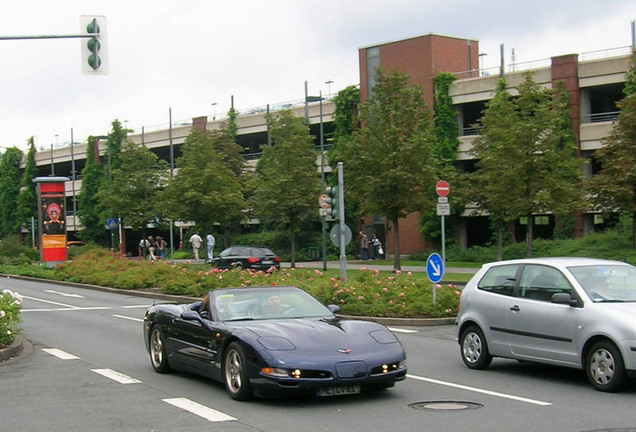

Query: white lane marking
[42,348,80,360]
[122,305,152,309]
[22,307,111,312]
[44,289,85,298]
[163,398,236,422]
[22,295,78,309]
[92,369,142,384]
[113,314,144,323]
[407,374,552,406]
[388,327,418,334]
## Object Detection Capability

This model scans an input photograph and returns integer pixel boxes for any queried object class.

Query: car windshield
[209,286,334,321]
[569,264,636,302]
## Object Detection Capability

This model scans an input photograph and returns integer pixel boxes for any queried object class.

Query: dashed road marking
[163,398,236,422]
[44,289,85,298]
[92,368,142,384]
[42,348,80,360]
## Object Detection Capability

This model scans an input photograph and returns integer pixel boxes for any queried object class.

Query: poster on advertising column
[34,177,69,266]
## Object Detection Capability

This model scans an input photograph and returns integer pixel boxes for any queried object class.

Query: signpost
[426,252,445,304]
[435,180,450,262]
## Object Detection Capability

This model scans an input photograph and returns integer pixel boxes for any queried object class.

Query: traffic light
[80,15,108,75]
[325,186,339,219]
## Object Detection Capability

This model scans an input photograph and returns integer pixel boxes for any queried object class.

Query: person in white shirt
[189,232,203,262]
[206,233,216,263]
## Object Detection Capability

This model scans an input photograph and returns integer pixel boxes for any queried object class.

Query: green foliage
[332,85,360,141]
[0,147,24,237]
[623,50,636,96]
[587,87,636,245]
[16,139,38,239]
[46,249,460,318]
[0,289,22,348]
[433,72,460,167]
[339,68,437,269]
[465,72,584,257]
[158,129,246,234]
[77,136,106,243]
[101,141,167,230]
[0,235,40,265]
[250,110,321,265]
[226,106,239,142]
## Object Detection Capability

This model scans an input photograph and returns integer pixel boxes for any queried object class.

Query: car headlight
[261,367,302,378]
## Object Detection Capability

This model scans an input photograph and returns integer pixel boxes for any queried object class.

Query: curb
[0,335,25,363]
[337,315,455,326]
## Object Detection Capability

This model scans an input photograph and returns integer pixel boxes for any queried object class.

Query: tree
[339,68,437,270]
[588,53,636,244]
[77,136,105,243]
[16,139,38,242]
[466,72,584,257]
[100,141,167,233]
[251,110,321,267]
[0,147,24,237]
[158,129,246,237]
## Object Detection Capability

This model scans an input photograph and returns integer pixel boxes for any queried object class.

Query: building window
[366,47,380,97]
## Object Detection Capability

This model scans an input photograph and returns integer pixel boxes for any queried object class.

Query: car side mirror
[327,304,341,314]
[181,310,202,321]
[551,292,578,307]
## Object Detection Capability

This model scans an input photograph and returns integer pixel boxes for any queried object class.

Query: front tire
[223,342,253,400]
[149,326,171,373]
[460,325,493,370]
[586,341,627,392]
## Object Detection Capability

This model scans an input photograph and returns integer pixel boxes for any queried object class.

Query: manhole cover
[409,401,483,412]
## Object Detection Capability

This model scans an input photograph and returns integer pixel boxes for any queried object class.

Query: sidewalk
[281,260,479,275]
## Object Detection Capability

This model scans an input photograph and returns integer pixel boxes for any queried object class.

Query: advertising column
[34,177,70,266]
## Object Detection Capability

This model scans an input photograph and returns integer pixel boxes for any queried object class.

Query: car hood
[235,317,401,354]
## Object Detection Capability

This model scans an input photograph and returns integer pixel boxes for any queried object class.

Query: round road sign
[436,180,450,197]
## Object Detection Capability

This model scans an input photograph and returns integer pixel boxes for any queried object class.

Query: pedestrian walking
[359,231,369,260]
[189,232,203,262]
[206,233,216,263]
[156,236,167,259]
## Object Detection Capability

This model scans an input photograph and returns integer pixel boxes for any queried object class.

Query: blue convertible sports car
[143,286,407,400]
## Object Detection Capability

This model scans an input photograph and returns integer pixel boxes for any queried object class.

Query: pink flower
[398,292,405,298]
[340,299,345,303]
[407,272,413,277]
[358,295,365,300]
[389,300,394,305]
[395,270,402,275]
[334,284,340,288]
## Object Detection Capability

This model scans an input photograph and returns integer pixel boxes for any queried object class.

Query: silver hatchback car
[456,257,636,392]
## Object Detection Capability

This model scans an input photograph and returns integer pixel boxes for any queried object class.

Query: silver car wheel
[463,332,482,364]
[150,329,162,367]
[149,327,170,373]
[589,348,615,386]
[225,349,243,393]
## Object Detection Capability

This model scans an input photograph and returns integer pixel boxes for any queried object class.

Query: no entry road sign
[436,180,450,197]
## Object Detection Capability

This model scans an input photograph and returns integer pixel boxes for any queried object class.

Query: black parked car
[212,246,281,271]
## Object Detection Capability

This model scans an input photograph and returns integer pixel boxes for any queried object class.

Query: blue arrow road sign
[426,253,445,283]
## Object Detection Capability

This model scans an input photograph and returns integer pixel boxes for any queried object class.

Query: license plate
[261,260,273,264]
[317,385,361,397]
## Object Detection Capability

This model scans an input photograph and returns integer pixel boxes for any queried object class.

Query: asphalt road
[2,277,636,432]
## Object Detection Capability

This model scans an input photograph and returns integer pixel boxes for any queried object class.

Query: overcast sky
[1,0,635,152]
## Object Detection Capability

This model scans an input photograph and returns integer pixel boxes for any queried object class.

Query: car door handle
[510,305,520,312]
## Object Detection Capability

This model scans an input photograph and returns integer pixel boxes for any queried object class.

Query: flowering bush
[10,248,460,319]
[0,289,23,348]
